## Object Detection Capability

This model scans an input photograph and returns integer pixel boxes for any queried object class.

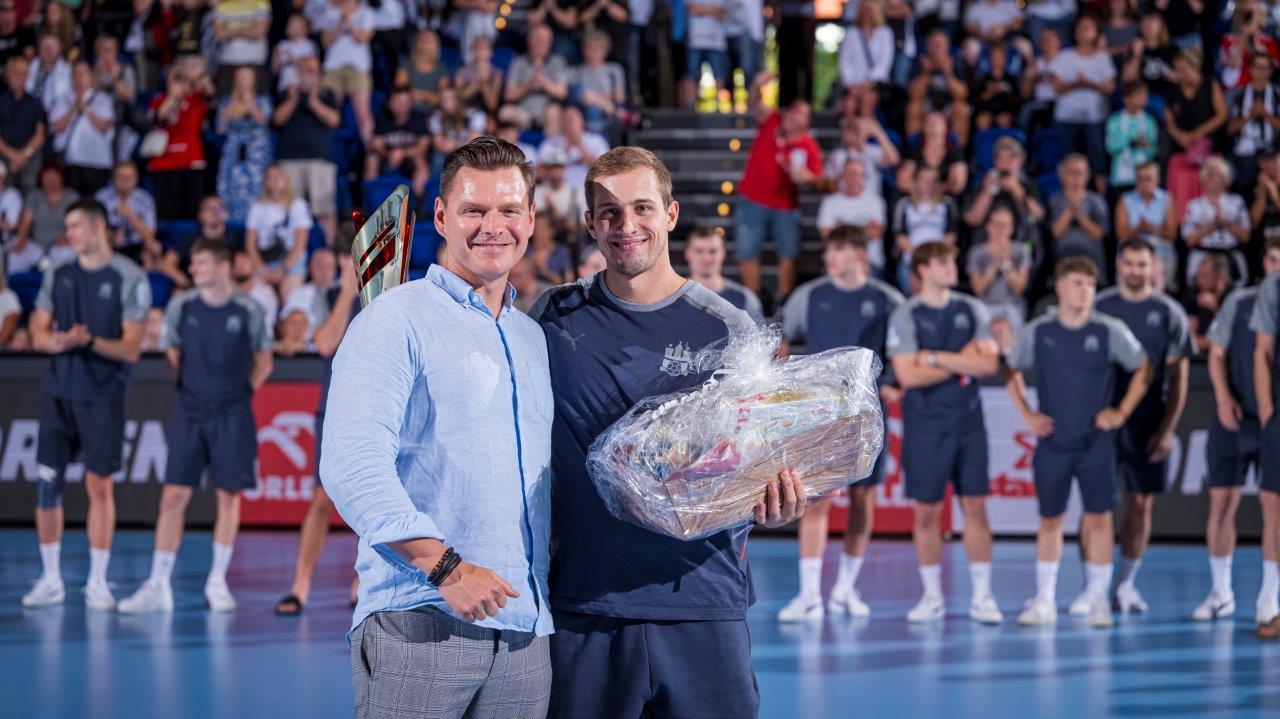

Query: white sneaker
[1256,596,1279,625]
[21,576,66,608]
[1089,596,1115,628]
[1192,591,1236,622]
[969,595,1004,625]
[84,580,116,611]
[1017,597,1057,626]
[906,594,945,623]
[204,581,237,613]
[1115,583,1148,614]
[1067,589,1092,617]
[827,584,870,618]
[118,579,174,614]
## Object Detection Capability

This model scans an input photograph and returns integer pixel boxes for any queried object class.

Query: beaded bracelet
[428,547,462,586]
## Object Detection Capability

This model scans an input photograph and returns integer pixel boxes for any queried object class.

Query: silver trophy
[351,184,416,307]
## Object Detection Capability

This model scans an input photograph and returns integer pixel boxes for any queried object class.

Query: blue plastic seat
[148,271,173,309]
[8,271,43,315]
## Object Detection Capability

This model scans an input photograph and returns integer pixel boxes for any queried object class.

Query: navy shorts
[1116,417,1169,494]
[164,402,258,492]
[1264,415,1280,494]
[1033,432,1117,517]
[548,610,758,719]
[901,417,990,504]
[1206,416,1261,489]
[36,394,125,507]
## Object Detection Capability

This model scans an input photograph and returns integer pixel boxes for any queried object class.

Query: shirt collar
[428,264,517,316]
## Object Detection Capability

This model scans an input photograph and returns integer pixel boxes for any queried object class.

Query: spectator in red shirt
[148,64,210,220]
[1219,0,1280,90]
[735,71,822,298]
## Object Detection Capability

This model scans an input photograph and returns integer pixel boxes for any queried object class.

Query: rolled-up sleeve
[321,299,443,579]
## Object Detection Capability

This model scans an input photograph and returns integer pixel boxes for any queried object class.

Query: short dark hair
[910,240,957,277]
[1118,237,1156,257]
[1265,236,1280,255]
[1055,256,1099,281]
[439,136,535,206]
[1123,80,1148,98]
[190,238,232,264]
[66,198,109,225]
[824,225,868,251]
[687,225,721,243]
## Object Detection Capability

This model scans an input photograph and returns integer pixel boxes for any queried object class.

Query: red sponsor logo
[243,382,346,527]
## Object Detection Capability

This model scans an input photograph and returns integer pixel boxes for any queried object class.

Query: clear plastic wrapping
[586,325,885,541]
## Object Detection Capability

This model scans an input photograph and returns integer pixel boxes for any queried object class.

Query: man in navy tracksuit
[1092,238,1192,616]
[1253,244,1280,638]
[1199,239,1280,624]
[1005,257,1151,628]
[534,147,805,718]
[23,198,150,611]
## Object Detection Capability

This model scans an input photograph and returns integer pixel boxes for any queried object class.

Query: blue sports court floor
[1,528,1276,718]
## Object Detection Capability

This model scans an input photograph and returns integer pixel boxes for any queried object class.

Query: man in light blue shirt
[321,137,554,719]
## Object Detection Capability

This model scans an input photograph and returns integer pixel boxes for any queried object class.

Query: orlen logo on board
[243,382,344,525]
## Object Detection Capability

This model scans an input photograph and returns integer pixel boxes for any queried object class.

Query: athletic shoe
[1256,596,1279,626]
[906,595,945,623]
[827,584,870,618]
[84,580,116,611]
[1115,583,1148,614]
[1067,590,1091,617]
[1017,597,1057,626]
[21,576,65,608]
[777,593,823,622]
[118,579,174,614]
[1192,591,1236,622]
[204,581,237,613]
[1089,597,1115,628]
[969,595,1003,625]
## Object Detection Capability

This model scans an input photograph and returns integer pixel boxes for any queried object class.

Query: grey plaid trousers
[351,607,552,719]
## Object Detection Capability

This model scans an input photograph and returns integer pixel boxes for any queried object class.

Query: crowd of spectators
[4,0,1280,360]
[731,0,1280,356]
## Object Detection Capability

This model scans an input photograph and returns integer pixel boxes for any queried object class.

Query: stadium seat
[147,271,173,309]
[307,223,327,254]
[362,174,412,214]
[973,128,1027,175]
[1032,128,1067,175]
[492,46,517,73]
[440,46,462,72]
[158,220,201,251]
[519,128,545,148]
[1036,171,1062,201]
[408,267,429,281]
[8,271,42,315]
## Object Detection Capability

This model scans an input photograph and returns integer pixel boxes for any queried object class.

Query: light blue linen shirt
[321,264,555,637]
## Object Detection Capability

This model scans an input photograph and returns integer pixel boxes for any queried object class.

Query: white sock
[834,553,863,592]
[1209,555,1233,596]
[919,564,942,599]
[208,542,234,586]
[1262,561,1280,602]
[88,548,110,586]
[1035,561,1059,602]
[1085,562,1113,599]
[150,550,177,586]
[1117,557,1141,589]
[969,562,992,601]
[39,542,61,582]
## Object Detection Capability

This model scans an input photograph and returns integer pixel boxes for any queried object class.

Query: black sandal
[275,594,305,616]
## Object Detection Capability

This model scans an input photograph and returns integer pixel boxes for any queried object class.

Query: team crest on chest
[1084,335,1100,352]
[226,315,242,333]
[861,300,877,318]
[1146,310,1162,327]
[98,282,113,300]
[954,313,970,330]
[660,341,694,377]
